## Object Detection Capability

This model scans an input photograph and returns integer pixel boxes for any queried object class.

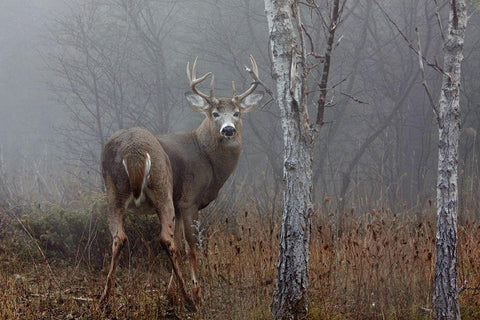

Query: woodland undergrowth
[1,191,480,320]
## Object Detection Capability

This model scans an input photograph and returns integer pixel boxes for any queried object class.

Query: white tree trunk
[264,0,314,319]
[433,1,467,319]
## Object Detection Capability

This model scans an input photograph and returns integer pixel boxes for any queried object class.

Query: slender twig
[260,97,274,110]
[316,0,342,127]
[301,24,314,53]
[433,0,445,40]
[330,77,347,90]
[256,79,275,101]
[301,24,324,60]
[340,92,369,104]
[373,0,445,75]
[415,27,441,125]
[298,0,318,9]
[333,34,344,50]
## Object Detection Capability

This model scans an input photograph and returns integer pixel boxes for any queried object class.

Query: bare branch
[301,24,317,58]
[415,27,441,124]
[340,92,369,105]
[316,0,342,127]
[433,0,445,41]
[259,97,275,110]
[373,0,445,75]
[330,77,347,90]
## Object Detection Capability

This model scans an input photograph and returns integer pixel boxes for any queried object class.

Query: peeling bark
[433,1,467,319]
[264,0,313,319]
[264,0,343,318]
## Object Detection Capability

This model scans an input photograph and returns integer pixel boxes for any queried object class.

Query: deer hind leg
[100,203,127,305]
[182,208,202,304]
[167,213,184,300]
[157,200,196,312]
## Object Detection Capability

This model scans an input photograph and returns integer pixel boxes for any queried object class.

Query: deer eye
[233,112,240,117]
[212,112,220,118]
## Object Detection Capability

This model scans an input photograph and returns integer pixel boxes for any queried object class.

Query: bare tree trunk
[433,0,467,319]
[264,1,314,318]
[264,0,344,317]
[273,118,314,320]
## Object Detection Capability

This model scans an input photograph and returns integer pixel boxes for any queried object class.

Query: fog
[1,0,479,214]
[1,0,58,165]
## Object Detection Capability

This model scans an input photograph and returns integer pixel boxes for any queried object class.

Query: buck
[99,56,263,311]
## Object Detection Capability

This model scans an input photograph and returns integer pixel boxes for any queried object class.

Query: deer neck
[194,118,242,179]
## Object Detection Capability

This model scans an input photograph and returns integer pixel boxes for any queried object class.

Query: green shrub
[14,194,108,267]
[14,192,170,269]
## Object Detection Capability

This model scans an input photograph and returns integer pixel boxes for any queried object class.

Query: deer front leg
[157,201,196,312]
[182,207,202,304]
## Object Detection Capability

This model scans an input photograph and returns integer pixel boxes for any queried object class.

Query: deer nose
[221,125,236,137]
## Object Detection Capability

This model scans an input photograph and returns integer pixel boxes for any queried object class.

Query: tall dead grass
[1,196,480,319]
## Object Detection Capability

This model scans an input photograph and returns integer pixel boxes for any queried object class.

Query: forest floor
[1,200,480,319]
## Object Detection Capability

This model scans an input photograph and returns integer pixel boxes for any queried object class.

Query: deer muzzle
[220,124,236,137]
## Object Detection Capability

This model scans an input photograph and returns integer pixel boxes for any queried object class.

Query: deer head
[185,56,263,145]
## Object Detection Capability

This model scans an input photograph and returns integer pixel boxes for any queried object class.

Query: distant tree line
[42,0,480,217]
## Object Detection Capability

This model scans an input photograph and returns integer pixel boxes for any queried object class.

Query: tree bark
[433,0,467,319]
[264,1,314,319]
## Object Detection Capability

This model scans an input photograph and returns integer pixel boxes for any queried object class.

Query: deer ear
[185,92,210,113]
[240,93,263,113]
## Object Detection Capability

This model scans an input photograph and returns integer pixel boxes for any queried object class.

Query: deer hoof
[193,286,203,305]
[99,294,108,306]
[184,296,197,313]
[98,298,112,315]
[166,287,181,307]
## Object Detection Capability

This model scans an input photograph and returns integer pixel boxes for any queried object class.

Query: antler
[186,57,216,104]
[232,55,260,102]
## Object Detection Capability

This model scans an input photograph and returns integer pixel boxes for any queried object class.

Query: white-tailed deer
[99,56,263,311]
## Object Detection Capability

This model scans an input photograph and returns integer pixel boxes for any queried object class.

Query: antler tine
[210,74,215,100]
[233,55,260,102]
[232,80,237,97]
[248,55,259,80]
[186,57,213,102]
[186,61,192,83]
[192,57,198,79]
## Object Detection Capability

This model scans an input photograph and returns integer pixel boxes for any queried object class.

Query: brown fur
[99,61,263,312]
[100,128,197,310]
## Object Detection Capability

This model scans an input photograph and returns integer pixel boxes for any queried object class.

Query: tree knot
[285,160,296,171]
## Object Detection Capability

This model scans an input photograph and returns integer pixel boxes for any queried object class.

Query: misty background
[1,0,479,218]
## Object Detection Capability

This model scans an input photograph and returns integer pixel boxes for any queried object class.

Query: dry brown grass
[1,200,480,319]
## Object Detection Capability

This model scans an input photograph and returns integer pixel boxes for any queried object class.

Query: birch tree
[429,1,467,318]
[263,0,345,318]
[378,0,467,317]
